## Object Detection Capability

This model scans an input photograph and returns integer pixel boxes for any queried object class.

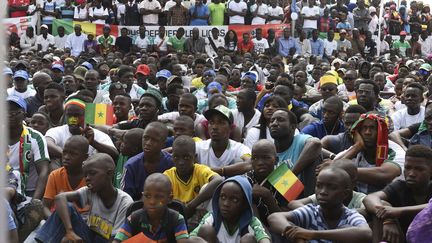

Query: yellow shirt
[191,77,205,89]
[163,164,217,203]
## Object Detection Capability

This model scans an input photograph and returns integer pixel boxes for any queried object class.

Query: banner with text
[4,15,38,37]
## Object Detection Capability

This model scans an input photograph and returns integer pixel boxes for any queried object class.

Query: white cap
[369,6,376,14]
[41,24,49,29]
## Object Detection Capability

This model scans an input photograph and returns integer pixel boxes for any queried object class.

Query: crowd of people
[4,0,432,242]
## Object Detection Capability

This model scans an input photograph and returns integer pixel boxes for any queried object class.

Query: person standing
[139,0,161,25]
[208,0,225,26]
[301,0,320,38]
[189,0,209,26]
[228,0,247,25]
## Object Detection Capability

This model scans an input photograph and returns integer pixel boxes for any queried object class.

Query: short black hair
[406,145,432,163]
[208,93,228,108]
[180,93,198,109]
[356,79,380,96]
[275,108,298,126]
[324,95,343,112]
[45,82,65,94]
[239,88,257,104]
[345,104,367,114]
[166,83,184,95]
[405,82,424,94]
[117,65,133,78]
[194,58,206,66]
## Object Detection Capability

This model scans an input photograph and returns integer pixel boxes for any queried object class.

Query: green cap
[141,88,163,108]
[420,63,432,72]
[204,105,233,124]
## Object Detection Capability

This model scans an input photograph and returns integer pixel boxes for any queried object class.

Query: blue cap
[52,63,65,72]
[156,69,172,79]
[242,71,257,83]
[203,70,216,77]
[206,81,222,93]
[13,70,29,80]
[3,67,13,75]
[7,95,27,112]
[81,61,93,70]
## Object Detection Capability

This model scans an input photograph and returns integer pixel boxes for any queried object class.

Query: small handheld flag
[266,163,304,202]
[85,103,114,126]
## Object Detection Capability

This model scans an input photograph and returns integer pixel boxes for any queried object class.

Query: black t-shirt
[382,180,432,234]
[115,36,133,53]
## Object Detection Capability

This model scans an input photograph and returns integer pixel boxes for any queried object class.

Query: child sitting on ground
[363,144,432,243]
[35,153,133,242]
[190,175,270,243]
[113,173,189,242]
[43,136,89,213]
[163,135,223,219]
[268,167,372,243]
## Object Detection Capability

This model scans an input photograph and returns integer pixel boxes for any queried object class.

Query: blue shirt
[278,37,300,57]
[277,134,312,169]
[121,151,174,200]
[189,4,210,25]
[301,120,345,139]
[310,38,324,58]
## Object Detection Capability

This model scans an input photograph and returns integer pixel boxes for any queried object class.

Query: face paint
[68,116,79,125]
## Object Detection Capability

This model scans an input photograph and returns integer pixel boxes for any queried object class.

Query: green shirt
[209,3,225,25]
[113,154,128,188]
[392,40,411,57]
[167,36,186,52]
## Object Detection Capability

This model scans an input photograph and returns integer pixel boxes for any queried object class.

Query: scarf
[351,113,388,166]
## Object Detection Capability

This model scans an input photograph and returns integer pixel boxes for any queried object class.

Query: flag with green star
[85,103,114,126]
[266,163,304,201]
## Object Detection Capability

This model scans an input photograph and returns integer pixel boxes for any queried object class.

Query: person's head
[404,145,432,189]
[269,108,297,140]
[120,128,144,157]
[352,113,388,149]
[178,93,197,119]
[173,115,195,138]
[139,25,146,37]
[283,27,290,39]
[8,96,27,129]
[139,89,163,121]
[29,112,50,134]
[62,136,89,172]
[166,83,184,111]
[142,122,168,155]
[315,167,351,207]
[373,72,386,91]
[176,28,185,39]
[322,96,343,125]
[421,30,429,40]
[240,72,257,90]
[64,98,86,135]
[62,75,78,95]
[84,70,100,92]
[242,32,250,43]
[113,94,132,121]
[103,25,111,36]
[44,82,65,112]
[312,29,319,40]
[273,84,294,105]
[319,71,339,100]
[208,93,228,109]
[120,28,128,37]
[261,95,288,123]
[236,88,256,113]
[192,27,199,39]
[74,24,82,36]
[82,153,115,192]
[355,79,380,111]
[343,105,366,130]
[343,70,357,92]
[255,28,263,40]
[117,65,134,92]
[172,135,196,179]
[331,159,358,190]
[400,31,407,42]
[12,70,29,93]
[142,173,173,215]
[57,26,65,37]
[403,83,424,111]
[294,70,307,86]
[26,26,34,38]
[251,140,277,181]
[204,105,233,141]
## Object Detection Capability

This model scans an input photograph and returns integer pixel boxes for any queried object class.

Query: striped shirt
[291,204,367,243]
[59,5,74,21]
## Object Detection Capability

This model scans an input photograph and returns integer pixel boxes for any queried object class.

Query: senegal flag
[85,103,114,126]
[267,163,304,201]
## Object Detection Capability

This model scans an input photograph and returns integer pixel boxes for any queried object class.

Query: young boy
[268,167,372,243]
[35,153,133,242]
[113,173,189,242]
[114,128,144,188]
[43,136,89,213]
[363,144,432,243]
[190,175,270,243]
[163,136,223,218]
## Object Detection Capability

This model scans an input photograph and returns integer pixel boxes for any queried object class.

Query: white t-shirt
[45,124,116,155]
[267,6,283,24]
[139,0,161,24]
[196,139,251,168]
[323,39,338,57]
[134,35,153,50]
[205,36,225,58]
[74,6,88,20]
[77,187,133,239]
[65,33,87,57]
[54,35,68,49]
[252,38,269,55]
[36,34,55,52]
[228,1,247,24]
[250,3,268,25]
[243,127,272,149]
[391,106,425,131]
[232,109,261,131]
[89,6,109,24]
[7,88,36,99]
[158,112,206,128]
[116,3,125,19]
[154,35,168,52]
[301,6,319,29]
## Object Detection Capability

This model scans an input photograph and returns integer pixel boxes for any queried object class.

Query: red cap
[400,31,407,36]
[136,64,150,76]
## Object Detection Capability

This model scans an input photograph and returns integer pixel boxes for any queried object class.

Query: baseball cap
[167,76,183,86]
[136,64,150,76]
[206,81,223,93]
[369,6,376,13]
[14,60,29,70]
[420,63,432,72]
[156,69,172,79]
[400,31,407,36]
[52,63,65,72]
[7,95,27,112]
[42,54,53,62]
[3,67,13,75]
[242,71,257,82]
[81,61,93,70]
[204,105,233,125]
[203,70,216,77]
[13,70,29,80]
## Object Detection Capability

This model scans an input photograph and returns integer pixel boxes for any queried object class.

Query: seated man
[232,88,261,138]
[195,105,252,177]
[270,108,322,196]
[43,136,89,213]
[158,93,206,128]
[46,98,118,162]
[121,122,174,200]
[390,83,425,131]
[268,167,372,243]
[363,145,432,243]
[35,153,133,242]
[339,113,404,194]
[301,95,345,139]
[164,136,223,218]
[38,82,66,127]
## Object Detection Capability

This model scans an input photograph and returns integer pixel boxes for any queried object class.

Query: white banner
[3,14,38,37]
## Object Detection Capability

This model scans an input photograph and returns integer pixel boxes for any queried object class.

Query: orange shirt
[44,167,88,213]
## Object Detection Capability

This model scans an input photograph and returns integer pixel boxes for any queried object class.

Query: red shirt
[9,0,30,17]
[238,40,254,54]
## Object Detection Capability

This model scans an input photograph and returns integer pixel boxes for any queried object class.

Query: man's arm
[357,163,401,187]
[288,197,313,210]
[302,225,372,243]
[212,161,252,177]
[363,191,389,216]
[54,191,83,241]
[33,160,50,200]
[187,175,223,215]
[267,211,297,235]
[388,128,412,151]
[292,138,321,175]
[46,137,63,159]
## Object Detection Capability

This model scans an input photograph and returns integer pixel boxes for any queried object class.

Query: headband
[64,98,86,110]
